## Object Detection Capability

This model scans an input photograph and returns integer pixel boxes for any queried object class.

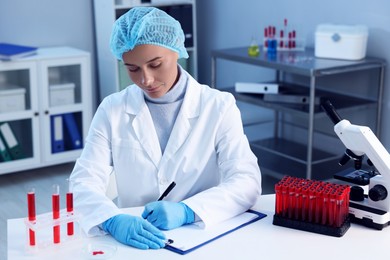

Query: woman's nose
[141,70,153,86]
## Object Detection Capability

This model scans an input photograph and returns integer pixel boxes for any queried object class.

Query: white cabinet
[0,47,92,175]
[93,0,198,100]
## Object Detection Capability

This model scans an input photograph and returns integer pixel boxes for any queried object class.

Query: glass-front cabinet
[0,47,92,175]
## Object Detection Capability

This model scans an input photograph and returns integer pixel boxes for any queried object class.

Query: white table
[8,194,390,259]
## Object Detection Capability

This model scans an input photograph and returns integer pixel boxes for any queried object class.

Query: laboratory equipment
[27,189,36,246]
[322,100,390,230]
[66,191,74,236]
[52,184,60,244]
[248,37,260,57]
[25,185,79,251]
[273,176,351,237]
[315,24,368,60]
[263,19,305,52]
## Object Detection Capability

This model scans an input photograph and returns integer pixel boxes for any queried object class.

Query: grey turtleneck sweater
[144,66,188,153]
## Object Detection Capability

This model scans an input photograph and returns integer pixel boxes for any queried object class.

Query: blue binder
[62,113,82,150]
[0,43,37,60]
[50,115,65,153]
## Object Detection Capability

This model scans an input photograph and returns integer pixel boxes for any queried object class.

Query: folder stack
[50,113,82,153]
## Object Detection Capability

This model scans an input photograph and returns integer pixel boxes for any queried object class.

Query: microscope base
[349,201,390,230]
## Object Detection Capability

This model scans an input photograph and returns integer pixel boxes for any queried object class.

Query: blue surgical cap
[110,7,189,60]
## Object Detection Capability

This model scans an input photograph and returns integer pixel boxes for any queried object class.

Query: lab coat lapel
[126,88,162,168]
[160,76,201,165]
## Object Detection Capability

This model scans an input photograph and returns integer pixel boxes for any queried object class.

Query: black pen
[157,181,176,201]
[143,181,176,219]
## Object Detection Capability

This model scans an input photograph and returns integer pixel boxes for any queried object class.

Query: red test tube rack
[273,176,351,237]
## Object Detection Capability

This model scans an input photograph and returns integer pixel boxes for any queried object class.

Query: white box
[235,82,279,94]
[0,85,26,112]
[50,83,75,106]
[315,24,368,60]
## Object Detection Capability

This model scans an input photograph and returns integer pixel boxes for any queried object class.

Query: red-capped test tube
[27,188,36,246]
[52,184,60,244]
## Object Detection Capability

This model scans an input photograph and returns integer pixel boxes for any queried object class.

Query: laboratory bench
[211,46,385,181]
[8,194,390,259]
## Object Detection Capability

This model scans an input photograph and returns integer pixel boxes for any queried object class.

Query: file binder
[164,210,267,255]
[0,122,24,159]
[50,115,65,153]
[263,93,321,105]
[62,113,82,150]
[0,136,12,162]
[235,82,279,94]
[0,43,37,61]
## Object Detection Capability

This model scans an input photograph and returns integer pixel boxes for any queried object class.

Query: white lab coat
[69,70,261,236]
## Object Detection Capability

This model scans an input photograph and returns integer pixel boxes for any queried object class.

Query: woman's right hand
[102,214,166,249]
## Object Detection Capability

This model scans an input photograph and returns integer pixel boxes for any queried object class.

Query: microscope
[322,100,390,230]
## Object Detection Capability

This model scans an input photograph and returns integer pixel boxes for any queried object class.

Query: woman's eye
[150,62,161,69]
[128,66,139,72]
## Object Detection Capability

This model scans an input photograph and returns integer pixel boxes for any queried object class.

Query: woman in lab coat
[69,7,261,250]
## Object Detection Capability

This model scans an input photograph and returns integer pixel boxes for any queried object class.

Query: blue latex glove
[142,201,195,230]
[102,214,166,249]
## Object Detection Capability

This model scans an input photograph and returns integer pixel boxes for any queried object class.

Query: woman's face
[122,44,179,98]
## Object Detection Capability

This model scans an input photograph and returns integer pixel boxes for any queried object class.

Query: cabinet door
[0,61,41,174]
[38,56,91,163]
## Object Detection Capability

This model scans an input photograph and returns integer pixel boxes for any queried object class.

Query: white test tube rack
[24,209,80,252]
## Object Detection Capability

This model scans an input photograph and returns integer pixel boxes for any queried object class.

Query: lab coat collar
[123,70,201,169]
[126,87,162,168]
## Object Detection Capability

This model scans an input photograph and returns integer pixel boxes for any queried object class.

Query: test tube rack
[24,209,80,251]
[263,19,305,52]
[25,187,80,252]
[273,176,351,237]
[263,37,305,52]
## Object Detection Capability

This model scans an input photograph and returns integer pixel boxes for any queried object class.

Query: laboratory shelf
[223,85,377,117]
[211,47,385,77]
[212,46,385,180]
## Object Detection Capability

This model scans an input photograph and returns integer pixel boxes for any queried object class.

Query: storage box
[0,85,26,112]
[315,24,368,60]
[50,83,75,106]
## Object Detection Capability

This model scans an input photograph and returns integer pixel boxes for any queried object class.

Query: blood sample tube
[281,182,289,217]
[301,186,309,221]
[287,184,296,219]
[308,187,316,223]
[66,192,74,236]
[27,189,36,246]
[294,184,303,220]
[52,184,60,244]
[275,182,282,216]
